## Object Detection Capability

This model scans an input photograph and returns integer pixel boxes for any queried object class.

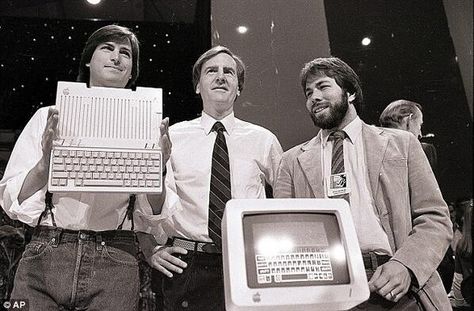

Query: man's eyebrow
[102,41,131,51]
[305,78,330,90]
[204,65,218,70]
[315,78,332,85]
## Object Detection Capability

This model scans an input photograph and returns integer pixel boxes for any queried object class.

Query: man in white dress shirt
[143,46,283,310]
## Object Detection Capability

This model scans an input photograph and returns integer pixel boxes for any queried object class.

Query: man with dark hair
[143,46,282,310]
[77,24,141,88]
[0,24,170,310]
[274,57,452,310]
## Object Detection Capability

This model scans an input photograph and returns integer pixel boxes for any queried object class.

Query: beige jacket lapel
[362,124,388,197]
[297,136,325,197]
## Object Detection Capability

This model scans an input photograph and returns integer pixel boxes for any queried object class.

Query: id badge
[326,172,351,197]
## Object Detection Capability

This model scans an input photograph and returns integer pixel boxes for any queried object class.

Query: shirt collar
[320,116,362,146]
[201,111,235,135]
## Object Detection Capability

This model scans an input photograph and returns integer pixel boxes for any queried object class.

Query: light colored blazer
[274,121,452,310]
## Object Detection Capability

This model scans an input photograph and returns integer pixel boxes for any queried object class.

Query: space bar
[83,180,124,187]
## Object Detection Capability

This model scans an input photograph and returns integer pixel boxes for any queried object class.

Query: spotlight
[237,26,248,34]
[86,0,102,5]
[361,37,371,46]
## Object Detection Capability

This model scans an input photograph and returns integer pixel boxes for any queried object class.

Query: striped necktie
[329,130,350,203]
[208,121,231,247]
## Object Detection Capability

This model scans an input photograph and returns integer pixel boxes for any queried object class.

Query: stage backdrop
[212,0,472,202]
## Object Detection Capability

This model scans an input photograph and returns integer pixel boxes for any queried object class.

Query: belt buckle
[201,243,219,253]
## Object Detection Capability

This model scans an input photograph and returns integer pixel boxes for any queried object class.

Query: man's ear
[196,83,201,94]
[401,116,410,130]
[348,93,356,103]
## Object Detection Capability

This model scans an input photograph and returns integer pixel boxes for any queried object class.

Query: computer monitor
[222,198,369,311]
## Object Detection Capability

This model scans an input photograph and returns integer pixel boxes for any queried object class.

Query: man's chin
[310,115,338,129]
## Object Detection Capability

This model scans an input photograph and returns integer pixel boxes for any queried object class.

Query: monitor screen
[222,198,369,311]
[243,212,349,288]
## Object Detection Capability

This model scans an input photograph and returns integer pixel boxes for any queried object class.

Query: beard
[309,92,349,129]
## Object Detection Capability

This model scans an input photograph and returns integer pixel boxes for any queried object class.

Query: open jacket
[274,122,452,310]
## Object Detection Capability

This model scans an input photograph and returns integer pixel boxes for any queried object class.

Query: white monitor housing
[222,198,369,311]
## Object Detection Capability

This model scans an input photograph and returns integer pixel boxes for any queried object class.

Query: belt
[362,252,391,270]
[171,237,221,254]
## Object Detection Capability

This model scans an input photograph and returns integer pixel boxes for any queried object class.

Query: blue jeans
[162,251,225,311]
[10,226,139,311]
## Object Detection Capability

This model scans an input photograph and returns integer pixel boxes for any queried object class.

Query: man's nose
[216,69,225,82]
[310,89,322,101]
[110,50,120,64]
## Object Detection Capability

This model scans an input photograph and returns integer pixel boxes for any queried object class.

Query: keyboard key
[145,173,160,180]
[149,166,160,173]
[53,158,63,164]
[52,172,68,178]
[53,164,65,171]
[83,179,124,187]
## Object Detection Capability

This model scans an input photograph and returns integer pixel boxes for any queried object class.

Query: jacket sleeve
[391,134,452,288]
[273,151,295,198]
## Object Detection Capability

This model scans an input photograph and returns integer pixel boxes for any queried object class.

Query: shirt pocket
[231,158,265,198]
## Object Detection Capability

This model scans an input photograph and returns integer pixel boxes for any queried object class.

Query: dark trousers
[161,251,224,311]
[353,291,424,310]
[353,253,424,310]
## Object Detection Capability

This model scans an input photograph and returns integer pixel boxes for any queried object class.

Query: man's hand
[159,117,171,164]
[145,117,171,214]
[368,260,412,302]
[18,107,59,204]
[41,107,59,168]
[148,246,188,278]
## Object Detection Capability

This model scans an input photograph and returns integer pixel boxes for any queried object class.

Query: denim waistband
[32,225,138,257]
[33,225,136,242]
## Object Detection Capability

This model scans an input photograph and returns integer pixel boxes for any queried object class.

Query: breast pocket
[385,158,407,167]
[171,151,210,189]
[381,158,409,197]
[232,159,265,198]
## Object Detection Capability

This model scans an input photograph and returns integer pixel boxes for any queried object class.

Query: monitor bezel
[222,198,369,311]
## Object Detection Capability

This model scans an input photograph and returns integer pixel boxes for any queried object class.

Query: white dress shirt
[153,111,283,243]
[320,116,392,255]
[0,106,162,231]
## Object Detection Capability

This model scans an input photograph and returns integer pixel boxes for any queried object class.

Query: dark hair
[192,45,245,93]
[379,99,423,128]
[77,24,140,88]
[300,57,363,107]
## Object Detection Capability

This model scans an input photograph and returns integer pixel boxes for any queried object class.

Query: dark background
[324,0,472,203]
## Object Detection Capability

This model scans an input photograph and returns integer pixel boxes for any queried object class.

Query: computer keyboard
[48,145,162,193]
[255,249,334,284]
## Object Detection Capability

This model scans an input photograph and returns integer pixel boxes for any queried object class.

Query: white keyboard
[255,249,333,284]
[48,145,162,193]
